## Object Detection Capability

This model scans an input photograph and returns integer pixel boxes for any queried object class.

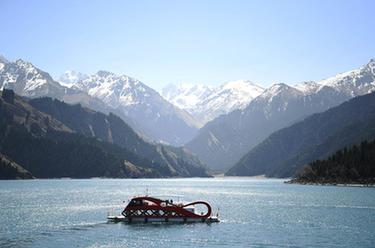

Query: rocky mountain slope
[0,153,34,179]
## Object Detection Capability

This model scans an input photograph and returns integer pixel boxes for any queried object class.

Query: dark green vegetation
[227,91,375,178]
[290,140,375,185]
[0,153,34,179]
[0,90,208,179]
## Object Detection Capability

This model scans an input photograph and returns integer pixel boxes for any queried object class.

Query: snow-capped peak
[201,79,264,109]
[0,55,9,64]
[14,59,39,73]
[254,83,303,104]
[293,81,321,95]
[367,58,375,75]
[318,68,362,88]
[162,83,214,110]
[0,57,64,98]
[221,79,261,92]
[96,70,116,78]
[15,59,32,66]
[315,60,375,97]
[258,83,292,96]
[72,70,162,109]
[0,56,8,71]
[162,80,264,124]
[59,70,88,88]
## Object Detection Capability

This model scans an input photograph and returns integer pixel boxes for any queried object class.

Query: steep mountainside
[186,60,375,171]
[227,91,375,177]
[162,80,264,124]
[29,97,208,177]
[0,90,161,178]
[0,90,208,178]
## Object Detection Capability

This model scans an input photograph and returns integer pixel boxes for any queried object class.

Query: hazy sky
[1,0,375,90]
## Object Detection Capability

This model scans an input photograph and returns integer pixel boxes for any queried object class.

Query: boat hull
[107,215,219,223]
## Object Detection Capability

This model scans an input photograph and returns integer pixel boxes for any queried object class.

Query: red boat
[108,196,219,223]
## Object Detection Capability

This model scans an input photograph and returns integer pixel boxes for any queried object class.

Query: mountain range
[0,57,199,146]
[2,54,375,178]
[186,60,375,172]
[227,91,375,177]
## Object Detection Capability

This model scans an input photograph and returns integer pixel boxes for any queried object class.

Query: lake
[0,178,374,247]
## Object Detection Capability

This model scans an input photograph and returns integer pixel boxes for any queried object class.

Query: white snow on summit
[318,67,362,88]
[162,83,214,110]
[314,60,375,96]
[72,71,157,108]
[0,58,64,97]
[66,70,200,145]
[294,81,321,95]
[59,70,88,88]
[293,60,375,96]
[162,80,264,124]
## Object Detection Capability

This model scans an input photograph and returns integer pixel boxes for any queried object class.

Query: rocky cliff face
[0,154,34,179]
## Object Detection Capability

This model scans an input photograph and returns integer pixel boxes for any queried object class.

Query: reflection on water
[0,178,375,247]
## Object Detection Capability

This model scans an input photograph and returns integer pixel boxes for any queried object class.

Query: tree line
[293,139,375,185]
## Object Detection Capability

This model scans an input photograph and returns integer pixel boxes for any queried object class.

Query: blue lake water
[0,178,374,247]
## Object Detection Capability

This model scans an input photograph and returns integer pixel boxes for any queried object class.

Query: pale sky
[1,0,374,90]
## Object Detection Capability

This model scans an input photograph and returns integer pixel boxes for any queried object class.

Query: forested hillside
[290,140,375,185]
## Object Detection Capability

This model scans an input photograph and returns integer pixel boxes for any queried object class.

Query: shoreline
[212,174,268,179]
[0,175,284,181]
[285,179,375,188]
